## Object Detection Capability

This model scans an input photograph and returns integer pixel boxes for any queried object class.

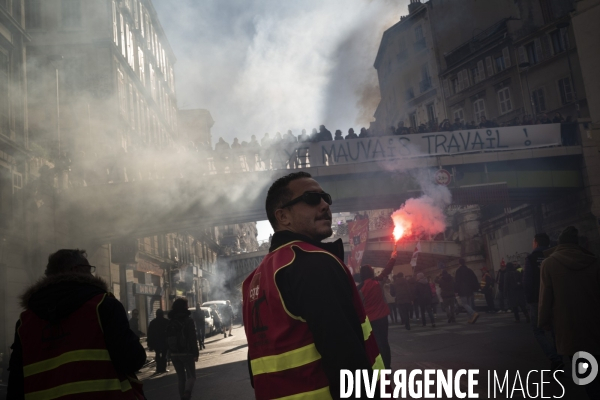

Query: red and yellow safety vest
[18,293,144,400]
[243,240,384,400]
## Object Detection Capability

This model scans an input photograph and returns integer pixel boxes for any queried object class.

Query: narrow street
[140,312,588,399]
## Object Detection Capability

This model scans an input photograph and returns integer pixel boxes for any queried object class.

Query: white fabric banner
[269,124,562,168]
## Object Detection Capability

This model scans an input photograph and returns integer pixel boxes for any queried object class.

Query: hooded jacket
[435,272,455,299]
[167,309,199,358]
[538,244,600,355]
[7,273,147,399]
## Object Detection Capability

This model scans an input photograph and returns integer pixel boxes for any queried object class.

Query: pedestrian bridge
[58,124,583,244]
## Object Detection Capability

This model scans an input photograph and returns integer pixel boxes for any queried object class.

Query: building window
[118,68,127,116]
[0,51,8,136]
[25,0,42,29]
[495,56,505,72]
[61,0,81,28]
[409,112,417,129]
[451,77,459,94]
[471,67,479,84]
[558,77,574,104]
[138,47,145,85]
[473,99,486,123]
[531,88,546,114]
[126,24,135,70]
[149,63,156,100]
[112,1,118,44]
[426,103,435,123]
[453,109,464,123]
[120,14,126,58]
[525,42,538,65]
[498,87,513,115]
[420,64,431,93]
[129,84,135,129]
[550,30,566,54]
[414,25,426,50]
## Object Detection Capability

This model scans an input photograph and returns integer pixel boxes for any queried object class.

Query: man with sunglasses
[7,249,147,399]
[243,172,384,400]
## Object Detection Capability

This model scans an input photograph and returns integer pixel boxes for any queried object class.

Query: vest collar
[270,230,344,260]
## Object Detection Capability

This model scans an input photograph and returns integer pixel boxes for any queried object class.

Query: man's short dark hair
[172,297,189,313]
[265,172,312,229]
[45,249,89,276]
[534,233,550,247]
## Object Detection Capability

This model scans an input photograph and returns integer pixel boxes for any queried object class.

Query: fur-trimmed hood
[20,273,109,321]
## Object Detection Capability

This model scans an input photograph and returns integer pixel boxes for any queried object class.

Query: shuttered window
[498,87,512,115]
[486,57,494,76]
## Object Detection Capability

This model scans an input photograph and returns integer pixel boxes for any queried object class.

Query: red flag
[347,219,369,274]
[501,258,506,267]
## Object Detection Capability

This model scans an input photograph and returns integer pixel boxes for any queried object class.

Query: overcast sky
[153,0,406,144]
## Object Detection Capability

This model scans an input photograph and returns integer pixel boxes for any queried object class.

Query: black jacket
[7,273,147,399]
[414,281,433,305]
[524,247,548,304]
[454,265,479,297]
[435,273,454,299]
[147,316,170,351]
[255,230,377,400]
[167,310,199,358]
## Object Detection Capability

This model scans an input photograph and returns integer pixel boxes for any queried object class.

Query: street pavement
[140,311,590,399]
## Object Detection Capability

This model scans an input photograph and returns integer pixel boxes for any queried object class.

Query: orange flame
[393,225,405,242]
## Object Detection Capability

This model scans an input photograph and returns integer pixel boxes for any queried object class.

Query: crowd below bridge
[38,112,578,189]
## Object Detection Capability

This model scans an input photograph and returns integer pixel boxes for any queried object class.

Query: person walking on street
[167,298,200,400]
[524,233,563,371]
[415,273,436,327]
[129,308,143,337]
[224,300,234,337]
[538,226,600,400]
[480,267,496,313]
[392,273,413,330]
[504,262,530,323]
[383,279,398,324]
[454,258,480,324]
[211,308,222,335]
[436,270,456,323]
[192,303,206,350]
[147,309,170,374]
[358,251,398,369]
[242,172,383,400]
[428,277,440,316]
[496,261,508,312]
[7,249,146,399]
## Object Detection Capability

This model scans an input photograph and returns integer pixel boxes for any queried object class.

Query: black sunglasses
[280,191,332,209]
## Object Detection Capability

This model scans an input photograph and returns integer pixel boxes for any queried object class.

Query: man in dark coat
[168,298,200,400]
[129,308,143,337]
[524,233,562,370]
[454,258,480,323]
[496,261,508,312]
[504,263,529,323]
[480,267,496,313]
[414,273,435,327]
[435,270,455,323]
[192,303,206,349]
[147,309,170,373]
[7,249,147,398]
[539,226,600,400]
[392,273,413,330]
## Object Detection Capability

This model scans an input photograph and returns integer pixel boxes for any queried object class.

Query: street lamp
[518,62,535,121]
[556,21,580,118]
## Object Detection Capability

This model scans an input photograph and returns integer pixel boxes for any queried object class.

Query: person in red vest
[358,251,398,369]
[243,171,384,400]
[7,249,147,399]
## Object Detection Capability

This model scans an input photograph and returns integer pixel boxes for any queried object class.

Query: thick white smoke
[391,170,452,238]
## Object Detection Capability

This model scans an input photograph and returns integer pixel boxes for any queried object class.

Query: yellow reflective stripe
[24,379,131,400]
[251,343,321,375]
[274,386,333,400]
[23,349,111,377]
[372,354,385,372]
[361,317,372,341]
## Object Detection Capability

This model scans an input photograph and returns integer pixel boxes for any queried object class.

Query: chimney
[408,0,422,14]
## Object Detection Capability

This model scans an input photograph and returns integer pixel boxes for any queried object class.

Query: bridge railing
[58,123,578,188]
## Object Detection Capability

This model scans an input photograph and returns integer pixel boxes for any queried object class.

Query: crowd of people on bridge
[36,110,578,190]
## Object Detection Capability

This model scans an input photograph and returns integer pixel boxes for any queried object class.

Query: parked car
[202,300,229,318]
[188,306,215,335]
